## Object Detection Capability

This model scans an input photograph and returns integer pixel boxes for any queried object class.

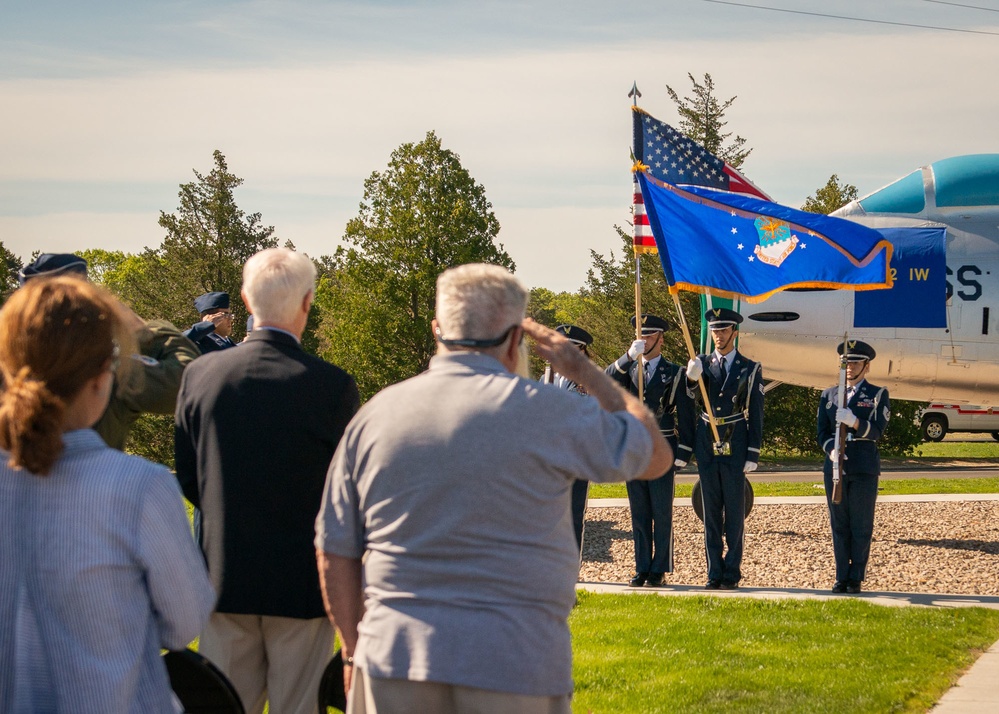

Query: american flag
[632,107,771,201]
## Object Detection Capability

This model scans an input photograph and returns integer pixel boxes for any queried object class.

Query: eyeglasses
[437,324,523,349]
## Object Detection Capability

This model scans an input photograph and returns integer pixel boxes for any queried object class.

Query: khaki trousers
[199,612,334,714]
[347,666,572,714]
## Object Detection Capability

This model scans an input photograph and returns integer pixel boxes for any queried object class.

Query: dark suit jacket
[606,353,695,464]
[175,329,359,618]
[817,379,889,476]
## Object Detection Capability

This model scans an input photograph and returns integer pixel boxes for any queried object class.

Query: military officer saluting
[183,292,237,354]
[685,307,764,590]
[549,324,596,556]
[607,314,695,588]
[817,340,889,594]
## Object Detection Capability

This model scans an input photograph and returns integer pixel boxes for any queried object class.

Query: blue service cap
[704,307,743,327]
[18,253,88,285]
[194,292,230,314]
[555,324,593,346]
[630,313,670,334]
[838,339,876,361]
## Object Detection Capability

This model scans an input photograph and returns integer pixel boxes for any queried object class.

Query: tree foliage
[119,150,278,338]
[665,72,750,168]
[802,174,859,215]
[319,131,515,400]
[0,241,22,304]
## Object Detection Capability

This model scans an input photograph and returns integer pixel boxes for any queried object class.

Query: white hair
[242,248,316,325]
[435,263,527,341]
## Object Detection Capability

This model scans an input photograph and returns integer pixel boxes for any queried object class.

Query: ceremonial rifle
[831,335,848,504]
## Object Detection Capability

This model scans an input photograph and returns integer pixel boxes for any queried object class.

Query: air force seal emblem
[753,217,798,267]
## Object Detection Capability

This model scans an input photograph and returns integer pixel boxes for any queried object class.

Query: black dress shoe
[832,582,847,594]
[705,579,721,590]
[629,573,648,587]
[645,573,665,588]
[720,581,739,590]
[846,581,861,594]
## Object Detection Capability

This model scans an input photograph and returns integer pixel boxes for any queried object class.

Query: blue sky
[2,1,997,291]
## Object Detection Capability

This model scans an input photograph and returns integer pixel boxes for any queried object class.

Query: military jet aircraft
[736,154,999,404]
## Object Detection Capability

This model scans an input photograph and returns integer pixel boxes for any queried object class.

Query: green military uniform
[94,320,199,450]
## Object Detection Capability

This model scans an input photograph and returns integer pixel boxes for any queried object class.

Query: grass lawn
[570,592,999,713]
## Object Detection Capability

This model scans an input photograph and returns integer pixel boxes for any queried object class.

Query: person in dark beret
[817,340,889,594]
[607,313,695,588]
[685,307,764,590]
[183,292,237,354]
[548,324,595,559]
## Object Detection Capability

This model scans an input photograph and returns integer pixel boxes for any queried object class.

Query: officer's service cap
[194,291,230,314]
[555,324,593,346]
[837,339,876,362]
[704,307,743,328]
[630,313,670,335]
[18,253,88,285]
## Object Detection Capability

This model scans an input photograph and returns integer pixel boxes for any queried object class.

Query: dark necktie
[718,359,727,384]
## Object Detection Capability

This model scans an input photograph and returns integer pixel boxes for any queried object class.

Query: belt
[846,435,876,442]
[701,412,745,425]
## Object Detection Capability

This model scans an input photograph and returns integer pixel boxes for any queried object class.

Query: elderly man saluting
[316,263,672,714]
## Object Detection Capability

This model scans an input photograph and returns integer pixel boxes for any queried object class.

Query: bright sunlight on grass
[570,592,999,713]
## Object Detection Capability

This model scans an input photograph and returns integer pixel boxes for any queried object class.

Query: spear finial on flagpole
[629,82,642,107]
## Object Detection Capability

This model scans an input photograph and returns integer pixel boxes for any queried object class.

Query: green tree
[0,241,22,303]
[319,131,515,400]
[801,174,859,215]
[122,150,278,339]
[665,72,750,168]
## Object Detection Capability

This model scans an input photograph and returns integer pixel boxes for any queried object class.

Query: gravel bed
[579,501,999,595]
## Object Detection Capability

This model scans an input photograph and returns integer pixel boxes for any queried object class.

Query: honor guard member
[184,291,237,354]
[608,314,695,587]
[817,340,889,594]
[549,324,595,556]
[685,307,764,590]
[17,253,199,449]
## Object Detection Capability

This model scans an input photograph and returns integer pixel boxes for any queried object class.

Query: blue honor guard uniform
[183,292,237,355]
[817,340,889,593]
[688,308,764,589]
[548,325,595,558]
[606,314,695,587]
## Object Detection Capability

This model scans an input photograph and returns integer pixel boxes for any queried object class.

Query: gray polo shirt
[316,352,652,697]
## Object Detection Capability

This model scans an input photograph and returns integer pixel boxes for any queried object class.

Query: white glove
[674,459,687,469]
[743,462,758,473]
[836,407,860,429]
[830,448,847,462]
[627,339,646,360]
[686,358,703,381]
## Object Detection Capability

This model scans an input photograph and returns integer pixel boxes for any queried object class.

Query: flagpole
[629,81,645,403]
[670,291,723,445]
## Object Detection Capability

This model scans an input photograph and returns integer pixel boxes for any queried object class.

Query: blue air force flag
[636,171,893,303]
[854,227,947,328]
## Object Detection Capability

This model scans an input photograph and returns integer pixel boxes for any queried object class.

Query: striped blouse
[0,429,216,713]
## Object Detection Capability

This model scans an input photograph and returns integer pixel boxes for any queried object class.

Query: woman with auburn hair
[0,277,216,713]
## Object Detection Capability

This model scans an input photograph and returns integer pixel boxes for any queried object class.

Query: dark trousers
[824,469,879,583]
[626,470,675,574]
[698,458,746,583]
[570,479,589,554]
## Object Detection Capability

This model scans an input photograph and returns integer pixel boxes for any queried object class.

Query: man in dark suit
[608,314,695,588]
[175,248,359,714]
[817,340,889,594]
[685,307,764,590]
[183,291,237,354]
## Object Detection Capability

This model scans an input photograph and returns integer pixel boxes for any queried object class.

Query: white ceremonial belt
[701,412,745,425]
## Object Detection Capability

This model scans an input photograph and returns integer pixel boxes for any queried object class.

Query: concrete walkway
[582,494,999,713]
